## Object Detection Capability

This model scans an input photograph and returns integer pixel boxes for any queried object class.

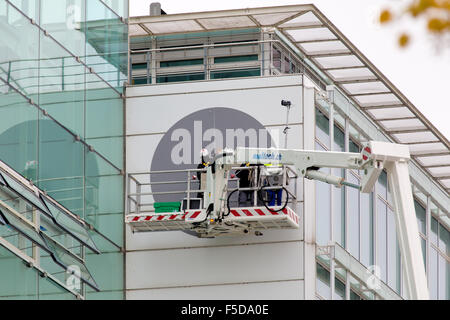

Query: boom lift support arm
[213,141,428,300]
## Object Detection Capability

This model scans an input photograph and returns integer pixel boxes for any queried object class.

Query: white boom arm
[213,141,428,300]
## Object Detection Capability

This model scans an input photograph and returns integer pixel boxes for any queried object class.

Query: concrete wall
[125,75,314,299]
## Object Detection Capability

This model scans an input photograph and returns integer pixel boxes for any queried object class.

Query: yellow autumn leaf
[398,33,410,47]
[428,18,448,32]
[379,9,393,24]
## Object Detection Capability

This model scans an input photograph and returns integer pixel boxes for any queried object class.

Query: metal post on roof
[150,2,162,16]
[146,51,151,84]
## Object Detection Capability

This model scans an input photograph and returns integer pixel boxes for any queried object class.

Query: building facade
[0,0,128,299]
[126,4,449,300]
[0,2,448,300]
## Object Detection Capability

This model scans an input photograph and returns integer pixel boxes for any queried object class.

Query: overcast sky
[129,0,450,140]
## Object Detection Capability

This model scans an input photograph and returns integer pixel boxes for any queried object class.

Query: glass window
[438,255,448,300]
[431,217,438,245]
[0,92,38,181]
[100,0,128,18]
[350,291,362,300]
[438,224,449,255]
[132,77,148,85]
[429,247,438,299]
[347,172,360,259]
[334,276,346,300]
[333,168,345,247]
[1,1,40,96]
[41,0,85,58]
[132,62,148,70]
[334,125,345,151]
[0,172,50,217]
[0,208,50,254]
[316,263,331,299]
[316,263,355,300]
[37,117,85,216]
[315,108,330,148]
[387,208,400,293]
[332,127,345,246]
[0,246,38,299]
[349,139,360,153]
[210,68,260,79]
[160,59,203,67]
[157,73,205,83]
[376,198,387,282]
[360,192,373,267]
[0,0,125,299]
[272,47,281,71]
[377,171,387,200]
[421,237,427,271]
[214,55,258,64]
[43,234,99,291]
[85,251,124,293]
[283,57,291,74]
[316,168,331,245]
[414,200,426,235]
[316,142,331,246]
[85,0,128,89]
[41,196,99,254]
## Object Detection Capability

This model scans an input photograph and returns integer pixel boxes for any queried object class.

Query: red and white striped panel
[228,206,299,225]
[126,210,203,224]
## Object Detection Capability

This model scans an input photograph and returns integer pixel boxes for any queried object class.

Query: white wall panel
[126,76,303,136]
[126,280,304,300]
[126,75,302,99]
[126,241,304,290]
[126,134,163,173]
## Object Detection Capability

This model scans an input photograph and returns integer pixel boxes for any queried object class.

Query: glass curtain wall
[314,105,449,300]
[0,0,127,299]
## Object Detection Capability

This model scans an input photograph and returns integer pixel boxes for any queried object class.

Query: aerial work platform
[126,206,298,236]
[126,162,300,237]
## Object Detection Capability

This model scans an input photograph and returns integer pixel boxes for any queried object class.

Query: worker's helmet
[200,148,211,163]
[200,148,209,157]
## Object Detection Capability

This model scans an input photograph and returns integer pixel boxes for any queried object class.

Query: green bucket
[154,201,181,213]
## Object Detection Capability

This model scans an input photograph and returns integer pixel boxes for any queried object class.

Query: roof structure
[129,4,450,197]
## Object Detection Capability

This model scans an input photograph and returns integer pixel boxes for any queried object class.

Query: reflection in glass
[333,168,345,247]
[0,208,49,253]
[315,108,330,148]
[41,196,98,254]
[0,172,50,216]
[438,255,448,300]
[42,234,99,291]
[316,143,330,246]
[376,198,387,282]
[360,192,373,267]
[387,208,400,293]
[414,200,426,235]
[347,173,359,259]
[429,247,438,299]
[438,224,449,255]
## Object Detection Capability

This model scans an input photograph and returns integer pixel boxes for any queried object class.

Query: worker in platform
[235,162,253,206]
[262,164,283,206]
[196,148,210,199]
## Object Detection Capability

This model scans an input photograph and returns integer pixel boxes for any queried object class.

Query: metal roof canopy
[129,4,450,197]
